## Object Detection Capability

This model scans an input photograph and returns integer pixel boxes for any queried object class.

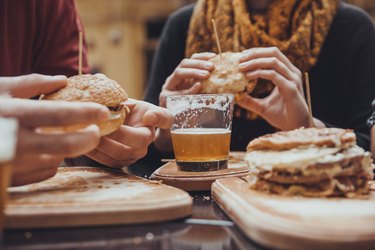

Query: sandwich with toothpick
[200,20,257,95]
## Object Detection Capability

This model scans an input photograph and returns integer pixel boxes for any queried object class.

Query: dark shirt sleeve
[144,5,192,105]
[140,6,193,167]
[33,0,90,76]
[310,4,375,150]
[340,6,375,149]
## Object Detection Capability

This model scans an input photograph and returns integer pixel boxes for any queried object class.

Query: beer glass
[166,94,234,172]
[0,118,18,245]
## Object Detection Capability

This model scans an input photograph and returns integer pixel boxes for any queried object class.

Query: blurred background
[75,0,375,100]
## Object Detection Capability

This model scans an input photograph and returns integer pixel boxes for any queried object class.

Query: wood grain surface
[5,167,192,229]
[212,177,375,250]
[151,152,249,191]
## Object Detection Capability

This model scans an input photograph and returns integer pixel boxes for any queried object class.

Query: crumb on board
[203,196,211,201]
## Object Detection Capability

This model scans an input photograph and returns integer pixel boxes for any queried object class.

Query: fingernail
[205,62,213,68]
[200,71,209,76]
[52,75,67,81]
[99,108,110,121]
[239,62,246,68]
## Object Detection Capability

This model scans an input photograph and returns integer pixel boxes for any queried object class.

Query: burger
[245,127,373,198]
[42,74,128,136]
[200,52,256,94]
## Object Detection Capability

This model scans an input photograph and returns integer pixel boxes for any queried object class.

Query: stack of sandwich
[246,127,373,198]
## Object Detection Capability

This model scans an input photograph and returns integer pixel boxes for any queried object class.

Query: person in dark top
[144,0,375,164]
[367,100,375,159]
[0,0,173,182]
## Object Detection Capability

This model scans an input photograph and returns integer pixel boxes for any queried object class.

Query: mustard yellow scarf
[186,0,339,119]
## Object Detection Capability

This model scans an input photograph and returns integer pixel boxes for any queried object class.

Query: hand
[159,52,216,107]
[86,99,173,168]
[237,47,324,130]
[0,98,109,186]
[0,73,67,98]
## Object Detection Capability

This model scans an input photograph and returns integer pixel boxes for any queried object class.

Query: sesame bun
[201,52,256,94]
[42,74,128,136]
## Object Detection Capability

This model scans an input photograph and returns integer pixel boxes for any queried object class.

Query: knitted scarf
[186,0,340,119]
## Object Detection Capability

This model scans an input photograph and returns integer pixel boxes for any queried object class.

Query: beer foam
[0,118,19,163]
[166,94,234,116]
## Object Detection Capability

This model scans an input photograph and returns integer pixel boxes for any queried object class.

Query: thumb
[0,74,67,98]
[179,82,202,95]
[236,94,266,115]
[142,108,173,129]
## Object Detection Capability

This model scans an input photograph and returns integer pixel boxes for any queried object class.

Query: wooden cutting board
[151,152,249,191]
[212,177,375,250]
[5,167,192,229]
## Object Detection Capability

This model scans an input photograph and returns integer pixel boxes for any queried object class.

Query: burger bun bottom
[39,106,127,136]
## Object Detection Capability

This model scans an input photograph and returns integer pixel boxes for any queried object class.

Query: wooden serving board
[151,152,249,191]
[5,167,192,229]
[212,177,375,250]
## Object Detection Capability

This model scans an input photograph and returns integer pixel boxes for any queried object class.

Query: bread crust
[41,74,128,135]
[201,52,256,94]
[44,74,127,107]
[247,127,356,151]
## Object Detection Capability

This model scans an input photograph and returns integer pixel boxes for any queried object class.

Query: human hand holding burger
[158,52,216,108]
[237,47,325,130]
[0,74,109,186]
[42,73,173,168]
[86,99,173,168]
[156,51,259,151]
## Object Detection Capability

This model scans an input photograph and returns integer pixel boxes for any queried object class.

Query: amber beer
[171,128,231,171]
[0,163,11,242]
[0,118,18,245]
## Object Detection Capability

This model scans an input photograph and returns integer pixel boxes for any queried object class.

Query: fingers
[159,82,202,107]
[191,52,217,60]
[239,57,296,81]
[167,68,209,88]
[240,47,301,76]
[142,108,173,129]
[86,125,155,168]
[0,98,109,127]
[244,69,299,99]
[236,94,267,115]
[86,149,134,168]
[174,82,202,95]
[12,168,59,187]
[13,155,59,176]
[11,155,62,186]
[164,54,216,91]
[0,74,67,98]
[106,125,155,149]
[17,125,101,157]
[179,59,214,71]
[96,138,147,167]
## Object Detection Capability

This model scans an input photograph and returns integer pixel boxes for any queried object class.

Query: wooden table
[3,192,265,250]
[2,163,265,250]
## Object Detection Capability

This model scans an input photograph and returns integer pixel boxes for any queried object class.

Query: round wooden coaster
[151,153,249,191]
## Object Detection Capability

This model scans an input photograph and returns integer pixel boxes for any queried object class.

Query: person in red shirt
[0,0,173,184]
[0,0,88,76]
